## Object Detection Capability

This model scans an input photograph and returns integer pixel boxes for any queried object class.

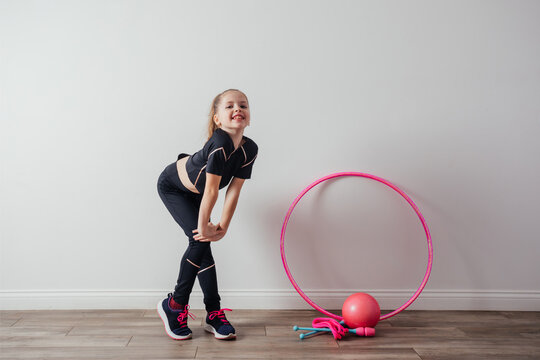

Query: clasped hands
[192,222,226,242]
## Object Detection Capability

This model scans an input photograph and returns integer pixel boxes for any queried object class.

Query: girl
[156,89,257,340]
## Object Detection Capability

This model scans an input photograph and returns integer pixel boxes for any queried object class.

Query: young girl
[156,89,257,340]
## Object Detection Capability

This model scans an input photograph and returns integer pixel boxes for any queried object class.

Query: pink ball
[342,292,380,328]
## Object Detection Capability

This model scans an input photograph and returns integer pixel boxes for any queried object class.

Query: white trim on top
[241,154,257,168]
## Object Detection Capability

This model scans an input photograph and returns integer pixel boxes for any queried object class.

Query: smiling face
[213,91,250,133]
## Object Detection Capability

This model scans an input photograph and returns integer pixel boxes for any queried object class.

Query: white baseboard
[1,289,539,311]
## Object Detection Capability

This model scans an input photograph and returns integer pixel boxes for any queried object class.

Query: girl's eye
[226,105,248,109]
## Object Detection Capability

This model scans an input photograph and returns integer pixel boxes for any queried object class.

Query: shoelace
[177,305,196,325]
[208,308,232,324]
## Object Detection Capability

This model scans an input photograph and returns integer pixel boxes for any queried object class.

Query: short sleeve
[235,141,258,179]
[204,129,235,177]
[206,147,227,176]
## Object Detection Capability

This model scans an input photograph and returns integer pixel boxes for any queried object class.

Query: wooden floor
[1,309,539,359]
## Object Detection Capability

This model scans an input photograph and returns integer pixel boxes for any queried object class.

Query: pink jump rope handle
[352,327,376,337]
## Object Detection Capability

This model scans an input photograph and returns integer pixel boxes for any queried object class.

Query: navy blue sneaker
[204,308,236,340]
[157,293,194,340]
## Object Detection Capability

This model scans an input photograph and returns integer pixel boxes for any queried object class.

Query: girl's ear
[213,114,221,127]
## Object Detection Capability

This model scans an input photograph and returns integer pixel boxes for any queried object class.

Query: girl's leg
[157,162,201,236]
[197,246,221,312]
[174,239,212,305]
[157,162,220,307]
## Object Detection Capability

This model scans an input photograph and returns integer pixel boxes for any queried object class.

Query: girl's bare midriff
[176,157,200,194]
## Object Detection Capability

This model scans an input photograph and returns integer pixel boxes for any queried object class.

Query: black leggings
[157,161,221,312]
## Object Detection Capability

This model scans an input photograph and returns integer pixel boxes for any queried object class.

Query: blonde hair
[207,89,249,141]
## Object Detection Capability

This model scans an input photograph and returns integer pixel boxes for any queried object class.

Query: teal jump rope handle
[300,331,317,339]
[293,325,330,339]
[294,326,332,332]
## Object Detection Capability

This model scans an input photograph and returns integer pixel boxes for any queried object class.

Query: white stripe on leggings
[197,264,215,274]
[186,259,200,268]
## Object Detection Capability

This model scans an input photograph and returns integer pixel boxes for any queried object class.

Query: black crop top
[178,128,258,193]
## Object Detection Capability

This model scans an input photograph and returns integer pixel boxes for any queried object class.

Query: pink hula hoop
[280,172,433,321]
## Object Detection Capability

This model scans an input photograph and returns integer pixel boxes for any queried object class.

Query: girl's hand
[193,223,227,242]
[193,222,218,240]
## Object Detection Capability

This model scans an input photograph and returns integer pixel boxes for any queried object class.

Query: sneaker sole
[157,300,192,340]
[204,323,236,340]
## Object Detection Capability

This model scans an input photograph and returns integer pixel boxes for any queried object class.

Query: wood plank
[502,311,540,320]
[13,315,168,327]
[359,326,465,339]
[415,346,540,360]
[66,323,266,337]
[0,309,538,360]
[520,329,540,339]
[0,311,22,319]
[0,318,20,327]
[196,346,422,359]
[16,309,145,317]
[458,326,540,339]
[387,310,509,327]
[335,336,538,350]
[0,346,197,359]
[0,326,72,337]
[129,326,337,348]
[68,324,164,337]
[0,311,22,327]
[0,335,131,348]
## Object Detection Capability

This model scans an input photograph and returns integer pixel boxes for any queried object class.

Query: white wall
[1,0,539,311]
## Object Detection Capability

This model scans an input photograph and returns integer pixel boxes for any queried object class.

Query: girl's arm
[194,176,245,242]
[194,173,221,238]
[219,177,245,231]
